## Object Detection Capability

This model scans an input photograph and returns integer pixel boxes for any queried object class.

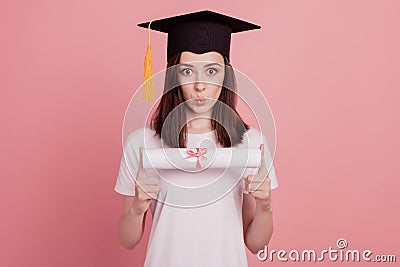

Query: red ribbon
[185,148,208,169]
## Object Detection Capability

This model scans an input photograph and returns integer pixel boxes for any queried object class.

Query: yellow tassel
[142,20,156,101]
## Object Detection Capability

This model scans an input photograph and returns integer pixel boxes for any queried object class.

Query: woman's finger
[248,181,262,192]
[145,177,160,186]
[139,146,144,170]
[259,144,266,171]
[246,175,254,191]
[143,185,161,193]
[248,176,271,192]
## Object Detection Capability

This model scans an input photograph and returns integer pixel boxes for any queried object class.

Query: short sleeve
[114,132,141,196]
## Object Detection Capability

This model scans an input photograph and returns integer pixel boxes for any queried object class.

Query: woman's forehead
[180,51,224,64]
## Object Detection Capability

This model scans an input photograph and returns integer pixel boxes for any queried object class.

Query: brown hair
[150,52,249,148]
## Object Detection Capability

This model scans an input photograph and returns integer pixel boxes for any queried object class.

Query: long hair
[150,52,249,148]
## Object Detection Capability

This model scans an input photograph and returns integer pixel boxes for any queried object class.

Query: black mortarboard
[138,10,261,61]
[137,10,261,101]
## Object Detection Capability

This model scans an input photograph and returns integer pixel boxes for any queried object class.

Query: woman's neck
[185,110,213,134]
[186,119,213,134]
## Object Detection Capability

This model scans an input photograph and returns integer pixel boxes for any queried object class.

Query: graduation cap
[137,10,261,101]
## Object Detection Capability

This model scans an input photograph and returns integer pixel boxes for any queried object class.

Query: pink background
[1,0,399,266]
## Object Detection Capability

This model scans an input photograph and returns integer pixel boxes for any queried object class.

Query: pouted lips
[194,97,206,106]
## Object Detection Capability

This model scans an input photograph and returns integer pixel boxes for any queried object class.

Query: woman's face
[178,51,225,114]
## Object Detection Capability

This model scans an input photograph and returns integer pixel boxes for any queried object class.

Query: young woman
[114,10,278,267]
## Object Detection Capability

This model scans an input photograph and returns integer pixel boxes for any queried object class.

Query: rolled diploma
[143,147,261,170]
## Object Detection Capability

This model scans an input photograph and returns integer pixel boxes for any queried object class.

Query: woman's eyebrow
[179,63,194,67]
[179,63,223,68]
[204,63,223,68]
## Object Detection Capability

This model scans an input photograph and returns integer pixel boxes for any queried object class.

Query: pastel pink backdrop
[1,0,399,266]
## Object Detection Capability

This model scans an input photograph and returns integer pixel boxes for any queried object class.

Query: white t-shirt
[114,126,278,267]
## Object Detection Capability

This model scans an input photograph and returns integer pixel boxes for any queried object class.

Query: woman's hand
[245,144,273,212]
[131,146,161,215]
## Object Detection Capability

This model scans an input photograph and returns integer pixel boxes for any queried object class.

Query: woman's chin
[187,105,213,115]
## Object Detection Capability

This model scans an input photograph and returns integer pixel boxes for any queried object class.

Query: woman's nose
[194,81,206,91]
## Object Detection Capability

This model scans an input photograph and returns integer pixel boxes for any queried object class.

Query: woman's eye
[181,68,193,76]
[207,68,218,75]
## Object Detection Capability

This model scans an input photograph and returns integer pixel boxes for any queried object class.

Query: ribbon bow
[185,148,208,169]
